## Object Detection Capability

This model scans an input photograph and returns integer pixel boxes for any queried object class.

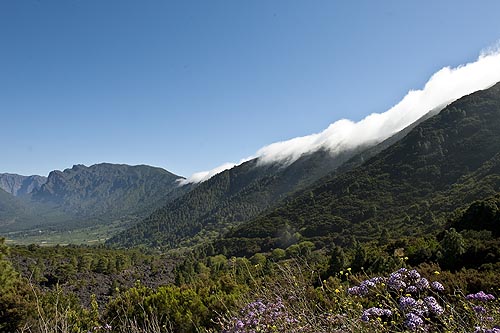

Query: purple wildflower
[224,298,299,332]
[424,296,444,315]
[406,285,418,294]
[413,299,429,317]
[408,269,421,280]
[361,307,392,322]
[388,273,407,291]
[430,281,444,292]
[476,328,500,333]
[369,276,386,284]
[348,286,369,297]
[415,278,430,291]
[347,276,385,296]
[361,280,376,288]
[404,313,424,331]
[466,291,495,302]
[399,296,417,310]
[396,267,408,274]
[349,268,447,331]
[349,277,385,296]
[473,305,487,314]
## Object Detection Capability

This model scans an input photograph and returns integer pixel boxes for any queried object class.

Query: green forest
[1,194,500,332]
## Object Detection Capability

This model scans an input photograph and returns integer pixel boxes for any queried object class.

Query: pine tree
[439,228,466,270]
[0,238,34,332]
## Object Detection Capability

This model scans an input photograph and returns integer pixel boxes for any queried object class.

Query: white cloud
[177,162,238,186]
[480,39,500,58]
[177,160,253,186]
[181,49,500,185]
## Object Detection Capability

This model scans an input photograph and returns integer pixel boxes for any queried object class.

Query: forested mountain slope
[0,187,74,232]
[109,104,446,248]
[108,142,381,247]
[32,163,184,219]
[221,82,500,254]
[0,164,188,233]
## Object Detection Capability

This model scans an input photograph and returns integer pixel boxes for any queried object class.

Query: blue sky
[2,1,500,177]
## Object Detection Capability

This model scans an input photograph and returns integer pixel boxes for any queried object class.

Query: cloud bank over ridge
[179,49,500,185]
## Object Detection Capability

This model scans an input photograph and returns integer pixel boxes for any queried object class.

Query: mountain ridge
[218,81,500,255]
[0,173,46,196]
[107,103,446,248]
[0,163,189,235]
[107,145,375,247]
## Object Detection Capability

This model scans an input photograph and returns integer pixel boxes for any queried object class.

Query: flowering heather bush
[218,263,500,333]
[221,298,299,333]
[466,291,499,333]
[360,307,392,322]
[348,267,447,331]
[467,291,496,302]
[217,261,363,333]
[346,267,500,332]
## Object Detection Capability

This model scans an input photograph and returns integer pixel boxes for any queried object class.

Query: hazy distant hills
[0,174,46,196]
[0,163,188,233]
[217,82,500,255]
[32,163,186,219]
[0,185,75,232]
[0,188,32,225]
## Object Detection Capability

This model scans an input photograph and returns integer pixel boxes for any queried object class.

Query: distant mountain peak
[0,173,46,197]
[0,163,190,235]
[32,163,186,219]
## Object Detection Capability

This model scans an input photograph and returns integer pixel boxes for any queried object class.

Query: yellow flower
[434,271,440,275]
[335,288,341,293]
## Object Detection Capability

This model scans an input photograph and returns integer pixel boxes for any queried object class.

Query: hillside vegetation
[0,164,189,244]
[2,191,500,332]
[108,106,443,249]
[219,82,500,255]
[108,147,353,247]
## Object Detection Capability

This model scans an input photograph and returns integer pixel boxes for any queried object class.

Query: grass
[3,220,129,246]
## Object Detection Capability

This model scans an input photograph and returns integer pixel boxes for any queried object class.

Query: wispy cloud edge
[180,49,500,185]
